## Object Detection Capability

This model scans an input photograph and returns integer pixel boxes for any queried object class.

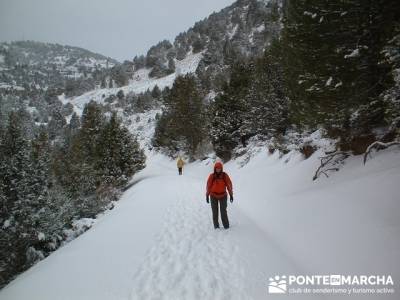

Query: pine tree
[281,0,398,137]
[69,112,81,132]
[382,26,400,136]
[153,75,206,158]
[0,111,39,277]
[79,101,104,159]
[117,89,125,100]
[241,51,288,139]
[168,58,176,73]
[151,85,162,99]
[52,102,105,216]
[48,109,66,140]
[1,111,33,207]
[100,77,107,88]
[210,61,253,160]
[0,122,8,233]
[97,113,146,188]
[210,92,242,161]
[27,126,54,244]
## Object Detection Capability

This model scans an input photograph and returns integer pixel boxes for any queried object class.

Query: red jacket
[206,162,233,199]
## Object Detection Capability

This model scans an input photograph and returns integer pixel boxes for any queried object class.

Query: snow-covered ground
[1,146,399,300]
[124,109,161,150]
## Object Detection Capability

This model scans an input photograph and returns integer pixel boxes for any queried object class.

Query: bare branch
[363,140,400,164]
[313,151,349,181]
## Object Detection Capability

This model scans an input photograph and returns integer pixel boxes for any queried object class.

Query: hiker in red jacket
[206,161,233,229]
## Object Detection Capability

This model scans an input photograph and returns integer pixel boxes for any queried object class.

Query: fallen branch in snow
[363,140,400,165]
[313,151,350,181]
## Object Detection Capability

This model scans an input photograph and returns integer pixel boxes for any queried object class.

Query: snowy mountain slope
[0,41,117,90]
[133,0,281,72]
[1,0,282,126]
[0,41,116,69]
[124,109,161,150]
[61,52,203,115]
[1,148,399,300]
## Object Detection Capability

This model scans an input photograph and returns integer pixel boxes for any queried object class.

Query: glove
[206,195,210,203]
[230,195,234,203]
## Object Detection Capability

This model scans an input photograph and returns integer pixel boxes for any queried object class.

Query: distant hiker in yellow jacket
[177,157,185,175]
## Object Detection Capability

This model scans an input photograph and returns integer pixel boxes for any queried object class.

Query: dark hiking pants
[210,196,229,229]
[178,167,182,175]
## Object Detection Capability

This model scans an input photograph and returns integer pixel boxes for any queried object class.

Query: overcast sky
[0,0,235,62]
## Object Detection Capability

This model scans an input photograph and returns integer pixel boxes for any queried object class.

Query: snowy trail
[127,166,308,300]
[0,155,307,300]
[2,150,398,299]
[129,176,249,300]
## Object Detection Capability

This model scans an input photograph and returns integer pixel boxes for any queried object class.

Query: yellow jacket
[177,158,185,168]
